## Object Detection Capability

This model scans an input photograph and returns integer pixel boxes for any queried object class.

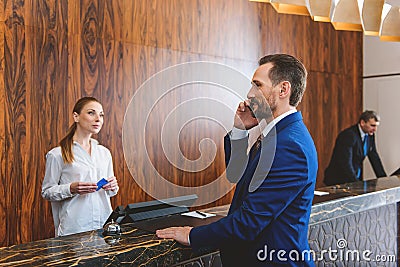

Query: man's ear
[279,81,291,96]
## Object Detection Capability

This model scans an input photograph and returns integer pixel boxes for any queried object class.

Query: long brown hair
[59,97,101,164]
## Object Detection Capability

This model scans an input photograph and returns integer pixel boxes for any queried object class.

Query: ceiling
[250,0,400,42]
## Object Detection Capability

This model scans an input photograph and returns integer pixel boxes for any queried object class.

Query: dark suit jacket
[324,124,386,186]
[190,112,318,266]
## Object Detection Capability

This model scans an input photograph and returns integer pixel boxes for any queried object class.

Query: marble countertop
[310,176,400,224]
[0,224,196,266]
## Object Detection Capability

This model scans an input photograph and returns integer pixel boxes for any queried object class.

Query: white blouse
[42,139,118,236]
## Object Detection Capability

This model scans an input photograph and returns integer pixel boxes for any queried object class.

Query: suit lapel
[352,125,364,156]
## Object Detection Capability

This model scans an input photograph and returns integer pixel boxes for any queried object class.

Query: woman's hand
[70,182,97,194]
[103,176,119,191]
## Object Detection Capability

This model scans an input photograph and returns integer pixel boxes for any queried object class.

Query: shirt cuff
[65,183,76,198]
[230,127,248,140]
[187,233,191,245]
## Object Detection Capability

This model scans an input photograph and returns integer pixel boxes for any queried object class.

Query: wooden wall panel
[24,22,70,241]
[302,72,362,190]
[0,0,363,246]
[303,20,362,189]
[98,39,125,206]
[0,0,11,22]
[119,44,238,206]
[3,23,27,246]
[123,0,262,60]
[307,18,363,75]
[0,23,6,246]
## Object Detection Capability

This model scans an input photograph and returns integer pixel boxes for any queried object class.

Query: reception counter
[1,176,399,266]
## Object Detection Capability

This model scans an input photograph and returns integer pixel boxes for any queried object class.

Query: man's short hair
[258,54,307,107]
[359,110,380,123]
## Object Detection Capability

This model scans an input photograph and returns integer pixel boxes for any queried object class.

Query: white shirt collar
[357,124,367,140]
[73,138,99,146]
[261,109,297,137]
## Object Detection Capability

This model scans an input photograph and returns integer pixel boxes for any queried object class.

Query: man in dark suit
[157,54,318,266]
[324,110,387,186]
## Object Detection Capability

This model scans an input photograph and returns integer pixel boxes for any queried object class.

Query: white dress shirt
[41,139,118,236]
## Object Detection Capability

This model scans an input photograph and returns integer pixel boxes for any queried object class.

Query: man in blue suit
[157,54,318,266]
[324,110,387,186]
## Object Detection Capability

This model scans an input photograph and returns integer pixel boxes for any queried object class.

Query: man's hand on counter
[156,226,193,246]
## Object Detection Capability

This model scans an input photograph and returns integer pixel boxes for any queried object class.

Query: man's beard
[250,98,275,121]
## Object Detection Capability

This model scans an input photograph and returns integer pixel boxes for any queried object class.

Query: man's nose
[247,88,255,99]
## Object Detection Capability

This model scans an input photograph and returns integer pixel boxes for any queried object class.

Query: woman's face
[73,101,104,135]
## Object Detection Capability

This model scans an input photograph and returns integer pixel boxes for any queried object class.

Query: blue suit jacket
[324,124,386,186]
[190,112,318,266]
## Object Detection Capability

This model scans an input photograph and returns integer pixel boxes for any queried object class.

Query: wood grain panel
[80,1,101,97]
[307,20,340,73]
[120,44,248,207]
[0,22,6,246]
[98,39,125,207]
[302,71,362,189]
[260,9,312,66]
[0,0,363,246]
[23,0,68,32]
[67,33,82,110]
[0,0,12,22]
[69,0,123,41]
[20,0,69,242]
[307,18,363,74]
[3,23,26,245]
[99,0,123,41]
[123,0,262,60]
[301,72,339,188]
[25,23,69,242]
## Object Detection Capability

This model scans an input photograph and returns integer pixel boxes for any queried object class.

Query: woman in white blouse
[42,97,119,236]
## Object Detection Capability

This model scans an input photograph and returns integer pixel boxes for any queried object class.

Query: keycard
[96,178,108,191]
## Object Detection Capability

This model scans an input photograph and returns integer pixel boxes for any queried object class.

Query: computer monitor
[103,194,198,227]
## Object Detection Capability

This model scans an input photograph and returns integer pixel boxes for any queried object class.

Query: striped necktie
[249,135,263,161]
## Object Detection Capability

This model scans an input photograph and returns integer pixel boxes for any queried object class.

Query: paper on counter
[314,190,329,196]
[181,211,216,219]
